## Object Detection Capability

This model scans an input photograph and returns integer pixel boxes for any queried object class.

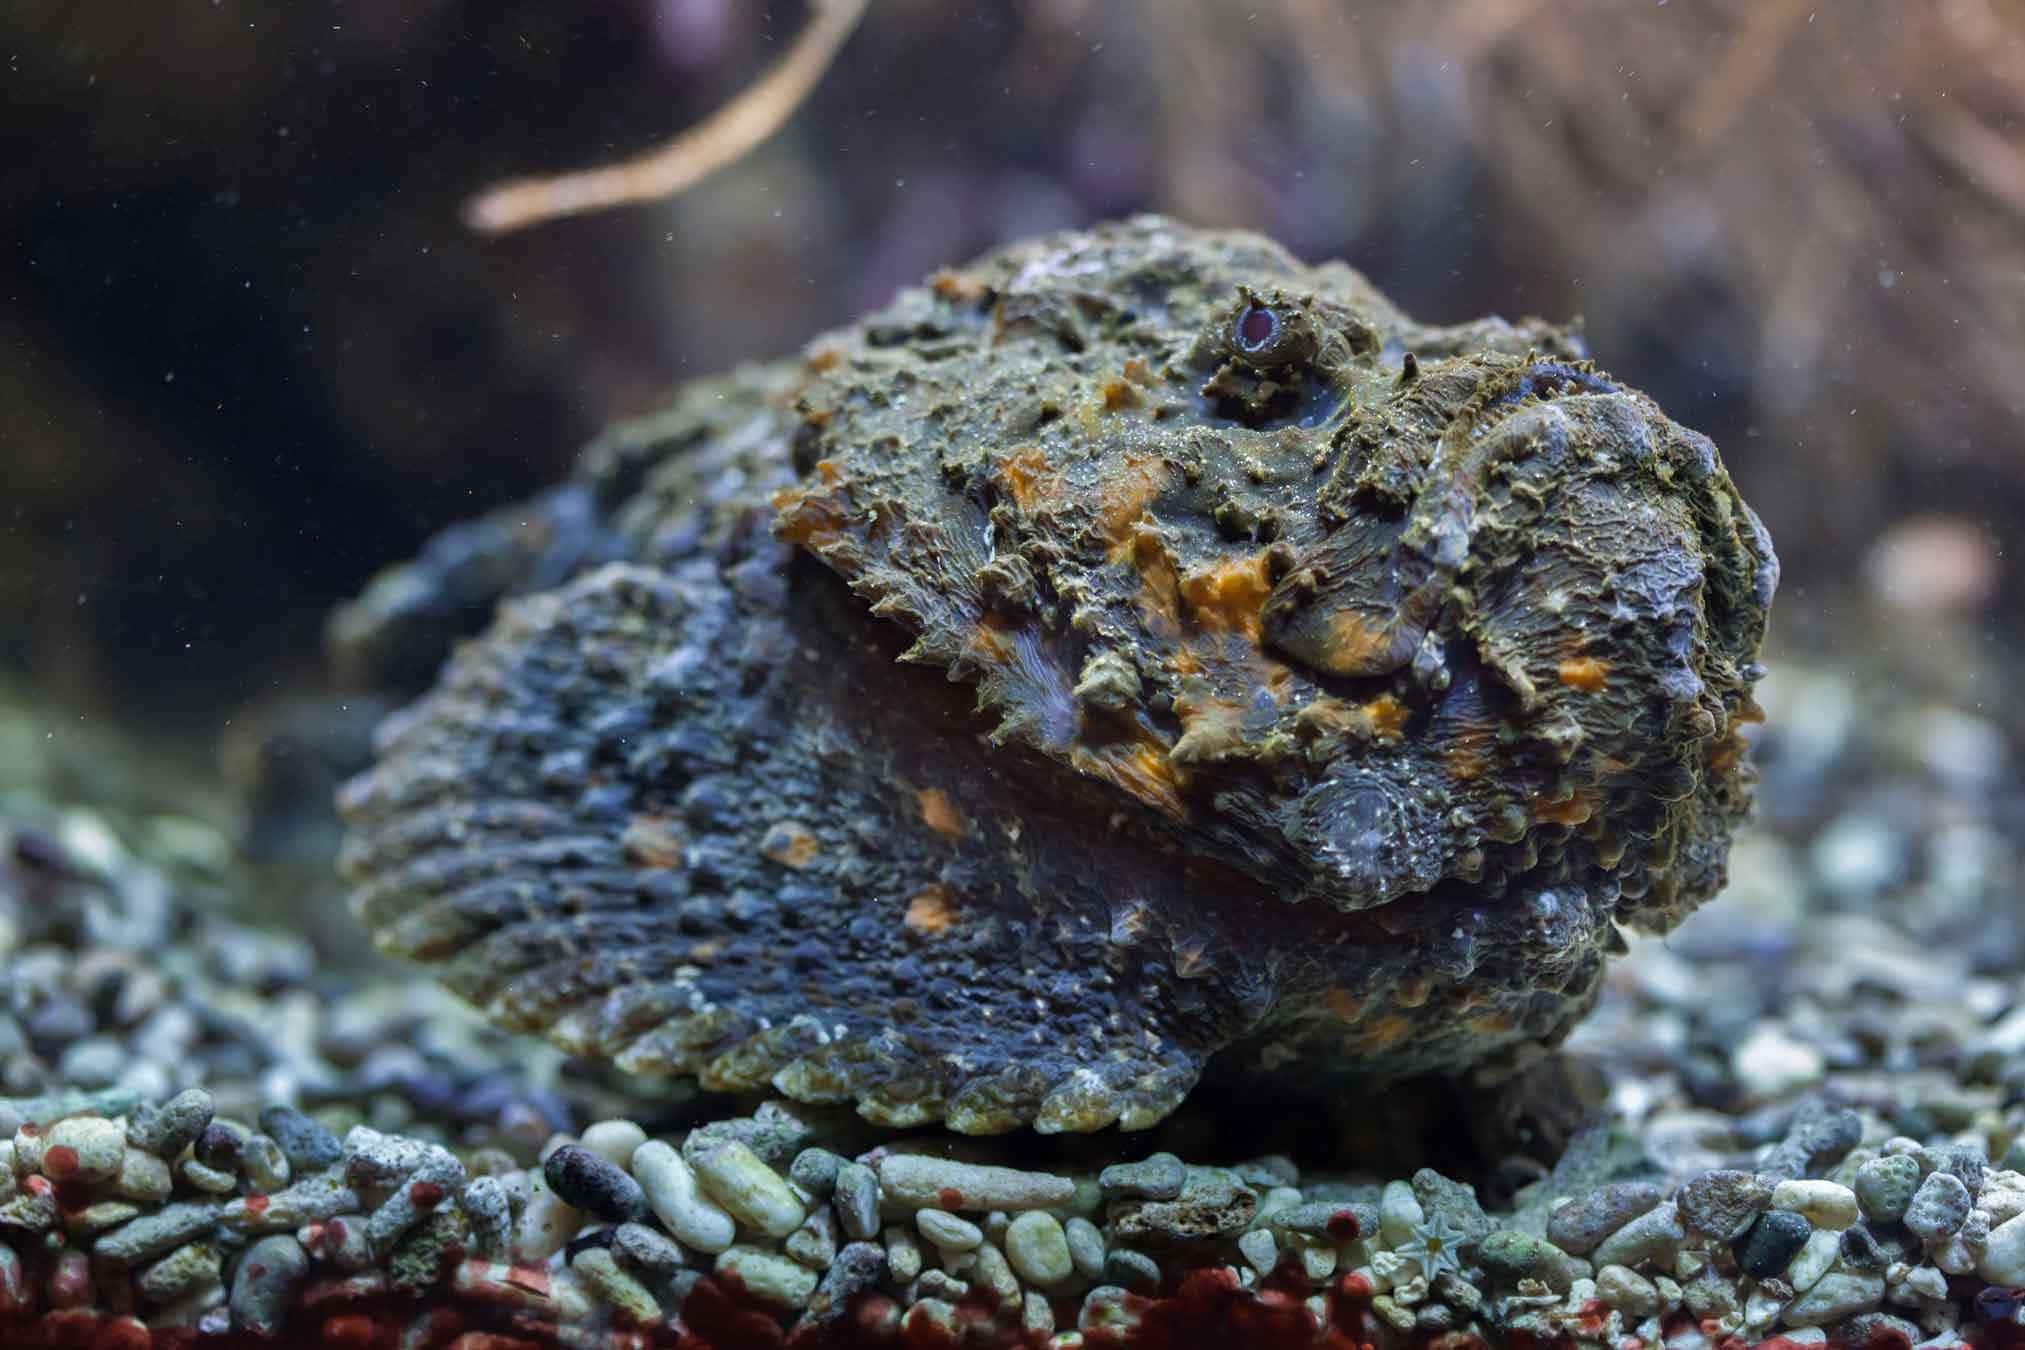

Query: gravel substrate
[0,1089,2022,1347]
[2,651,2023,1348]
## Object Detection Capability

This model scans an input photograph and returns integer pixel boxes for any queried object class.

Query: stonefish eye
[1234,303,1281,355]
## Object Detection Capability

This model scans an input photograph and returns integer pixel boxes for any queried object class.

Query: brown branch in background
[463,0,870,235]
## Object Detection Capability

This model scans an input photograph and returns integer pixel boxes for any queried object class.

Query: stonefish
[336,217,1776,1134]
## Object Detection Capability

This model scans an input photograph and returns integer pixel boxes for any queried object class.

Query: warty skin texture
[337,216,1777,1134]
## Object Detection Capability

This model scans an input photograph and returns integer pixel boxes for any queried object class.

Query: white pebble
[1733,1025,1825,1098]
[1300,1244,1337,1283]
[973,1241,1019,1308]
[513,1168,583,1263]
[1237,1228,1278,1277]
[1770,1179,1859,1231]
[1378,1179,1423,1248]
[1005,1211,1072,1285]
[179,1158,237,1195]
[1784,1271,1885,1326]
[111,1148,173,1204]
[1064,1215,1105,1281]
[686,1136,805,1239]
[1595,1264,1661,1318]
[578,1120,647,1172]
[1785,1228,1841,1293]
[48,1117,126,1183]
[916,1208,983,1251]
[715,1245,817,1309]
[876,1153,1074,1212]
[1980,1210,2025,1285]
[631,1140,734,1254]
[883,1224,922,1282]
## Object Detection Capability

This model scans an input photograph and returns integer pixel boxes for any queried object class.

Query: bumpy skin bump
[337,217,1777,1134]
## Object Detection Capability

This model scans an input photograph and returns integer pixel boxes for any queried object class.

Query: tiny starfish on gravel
[1402,1210,1473,1282]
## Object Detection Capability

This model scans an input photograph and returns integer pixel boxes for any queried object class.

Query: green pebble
[715,1244,817,1310]
[1852,1155,1922,1223]
[1477,1229,1583,1292]
[137,1241,220,1303]
[1005,1211,1072,1285]
[574,1246,663,1323]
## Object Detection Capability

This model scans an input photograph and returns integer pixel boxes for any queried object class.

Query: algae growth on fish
[334,216,1777,1135]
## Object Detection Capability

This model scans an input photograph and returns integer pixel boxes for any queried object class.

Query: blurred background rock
[5,0,2017,755]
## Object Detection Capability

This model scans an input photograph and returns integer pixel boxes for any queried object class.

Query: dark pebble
[1889,1104,1936,1139]
[1841,1313,1923,1349]
[396,1072,461,1116]
[1676,1170,1773,1242]
[1736,1209,1812,1279]
[1099,1153,1186,1201]
[24,997,94,1058]
[1838,1221,1910,1274]
[1928,1143,1988,1200]
[259,1106,341,1170]
[195,1122,245,1171]
[564,1225,617,1262]
[128,1088,215,1158]
[808,1243,885,1325]
[459,1076,571,1135]
[611,1223,688,1282]
[544,1144,648,1223]
[1759,1101,1861,1180]
[1973,1285,2023,1327]
[788,1148,844,1201]
[10,827,74,875]
[1546,1181,1664,1256]
[452,1076,521,1121]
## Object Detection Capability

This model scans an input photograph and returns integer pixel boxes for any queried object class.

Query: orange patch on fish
[965,617,1014,663]
[1345,1012,1413,1052]
[1323,608,1398,675]
[993,447,1058,514]
[760,822,820,868]
[929,269,984,303]
[1705,730,1748,776]
[1532,791,1597,827]
[773,460,852,553]
[1361,693,1409,741]
[916,788,968,839]
[1443,724,1496,781]
[1128,525,1182,632]
[1100,378,1142,412]
[1179,551,1273,641]
[1557,656,1610,692]
[1096,456,1174,559]
[1170,692,1247,763]
[620,815,685,869]
[1297,693,1407,745]
[1071,736,1187,817]
[904,886,958,936]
